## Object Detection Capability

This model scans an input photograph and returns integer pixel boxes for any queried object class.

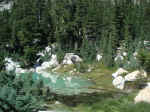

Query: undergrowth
[73,93,150,112]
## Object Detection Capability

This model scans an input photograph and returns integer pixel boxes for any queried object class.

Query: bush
[0,49,9,70]
[56,49,65,64]
[0,71,45,112]
[137,49,150,73]
[74,62,88,73]
[123,55,140,70]
[80,40,97,62]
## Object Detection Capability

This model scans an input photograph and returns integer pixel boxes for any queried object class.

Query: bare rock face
[112,68,128,78]
[112,76,125,90]
[125,70,147,81]
[134,86,150,104]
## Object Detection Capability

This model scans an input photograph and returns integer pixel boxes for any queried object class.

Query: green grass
[81,62,117,90]
[72,93,150,112]
[55,64,75,73]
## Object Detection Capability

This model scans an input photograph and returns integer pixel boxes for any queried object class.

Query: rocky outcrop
[112,68,147,90]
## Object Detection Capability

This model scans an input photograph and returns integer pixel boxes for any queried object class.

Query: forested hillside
[0,0,150,68]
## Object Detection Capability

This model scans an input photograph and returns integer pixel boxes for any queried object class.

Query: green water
[20,72,94,95]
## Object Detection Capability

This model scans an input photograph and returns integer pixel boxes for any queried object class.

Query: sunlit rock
[114,54,124,61]
[29,68,35,72]
[134,86,150,103]
[112,68,128,78]
[5,57,20,71]
[15,68,28,74]
[42,62,51,68]
[62,53,82,65]
[96,54,102,61]
[38,54,59,71]
[133,52,138,57]
[0,1,13,11]
[37,46,52,57]
[112,76,125,90]
[55,101,61,104]
[125,70,147,81]
[122,52,127,56]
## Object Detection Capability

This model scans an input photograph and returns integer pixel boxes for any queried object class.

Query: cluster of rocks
[36,52,83,74]
[112,68,150,104]
[112,68,147,90]
[4,46,84,76]
[5,57,34,74]
[36,54,59,74]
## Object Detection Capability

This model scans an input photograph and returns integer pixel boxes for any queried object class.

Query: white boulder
[15,68,28,74]
[125,70,147,81]
[133,52,138,57]
[96,54,102,61]
[112,76,125,90]
[5,57,35,74]
[114,54,124,61]
[37,46,52,57]
[48,54,59,67]
[5,58,20,71]
[55,101,61,104]
[112,68,128,78]
[29,68,35,72]
[134,86,150,103]
[123,52,127,56]
[62,53,82,65]
[36,54,59,74]
[42,62,51,68]
[36,66,44,74]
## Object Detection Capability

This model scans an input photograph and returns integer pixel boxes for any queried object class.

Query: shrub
[123,55,140,70]
[0,49,9,70]
[80,39,97,62]
[136,49,150,73]
[74,62,88,73]
[56,49,65,64]
[0,71,45,111]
